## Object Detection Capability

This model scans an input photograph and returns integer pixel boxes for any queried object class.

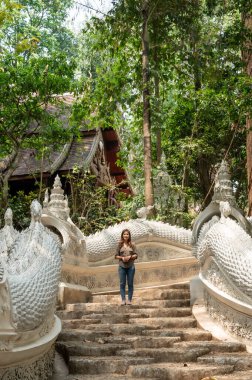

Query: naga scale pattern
[86,219,192,262]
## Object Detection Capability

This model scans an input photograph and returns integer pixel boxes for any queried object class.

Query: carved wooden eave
[50,139,73,175]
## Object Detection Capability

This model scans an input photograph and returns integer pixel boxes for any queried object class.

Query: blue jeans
[118,265,135,301]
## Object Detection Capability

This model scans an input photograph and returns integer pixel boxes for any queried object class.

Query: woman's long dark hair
[119,229,133,248]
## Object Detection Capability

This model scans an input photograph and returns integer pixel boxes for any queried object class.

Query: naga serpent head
[30,200,42,223]
[220,201,231,220]
[4,208,13,227]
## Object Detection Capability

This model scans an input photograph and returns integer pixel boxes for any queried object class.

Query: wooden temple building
[1,94,132,201]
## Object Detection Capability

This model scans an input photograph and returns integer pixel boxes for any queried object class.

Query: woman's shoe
[127,301,132,305]
[120,301,126,306]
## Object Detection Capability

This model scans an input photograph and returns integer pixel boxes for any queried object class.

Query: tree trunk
[142,0,154,207]
[0,152,19,208]
[242,13,252,215]
[246,116,252,215]
[153,29,162,165]
[197,156,213,207]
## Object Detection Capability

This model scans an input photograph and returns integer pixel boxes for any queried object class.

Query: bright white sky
[67,0,113,33]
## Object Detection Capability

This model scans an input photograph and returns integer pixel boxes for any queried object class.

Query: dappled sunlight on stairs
[56,283,252,380]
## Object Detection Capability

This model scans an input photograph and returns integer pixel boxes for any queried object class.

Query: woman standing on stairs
[115,229,138,305]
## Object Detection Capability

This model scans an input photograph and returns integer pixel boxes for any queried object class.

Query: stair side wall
[61,257,199,293]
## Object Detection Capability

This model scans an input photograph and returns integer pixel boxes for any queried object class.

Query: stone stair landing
[56,283,252,380]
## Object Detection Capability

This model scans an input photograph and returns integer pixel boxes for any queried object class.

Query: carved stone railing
[0,201,62,380]
[41,175,199,295]
[192,160,252,344]
[3,159,252,379]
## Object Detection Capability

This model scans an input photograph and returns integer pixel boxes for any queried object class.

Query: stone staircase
[56,283,252,380]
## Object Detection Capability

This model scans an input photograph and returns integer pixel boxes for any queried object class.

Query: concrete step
[128,316,197,329]
[69,356,155,375]
[139,299,191,308]
[58,310,135,321]
[62,322,161,334]
[57,311,88,320]
[118,346,210,362]
[58,329,112,342]
[126,308,191,319]
[62,315,196,330]
[58,335,181,349]
[58,307,192,321]
[66,375,158,380]
[92,288,190,303]
[141,327,213,341]
[173,341,247,353]
[56,341,131,357]
[136,282,189,291]
[62,319,102,329]
[59,327,213,344]
[128,307,192,318]
[197,352,252,370]
[216,369,252,379]
[109,323,164,335]
[137,299,191,308]
[92,335,182,348]
[128,362,234,380]
[65,298,190,311]
[58,282,252,379]
[132,288,190,300]
[91,283,189,298]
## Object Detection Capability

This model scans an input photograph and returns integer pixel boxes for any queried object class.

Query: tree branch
[73,1,107,16]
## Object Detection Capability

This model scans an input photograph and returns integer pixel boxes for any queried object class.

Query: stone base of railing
[0,317,61,380]
[0,346,55,380]
[192,276,252,350]
[61,257,199,293]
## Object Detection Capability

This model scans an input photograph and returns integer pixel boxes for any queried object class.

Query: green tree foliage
[3,190,39,230]
[64,169,134,234]
[0,1,21,27]
[0,0,78,206]
[75,0,252,221]
[75,0,201,211]
[1,0,252,230]
[163,2,251,211]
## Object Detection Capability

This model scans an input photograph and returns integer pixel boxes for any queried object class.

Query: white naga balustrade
[2,160,252,378]
[41,175,198,300]
[192,160,252,344]
[0,200,62,380]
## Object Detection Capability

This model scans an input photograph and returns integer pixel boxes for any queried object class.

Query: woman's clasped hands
[122,255,131,262]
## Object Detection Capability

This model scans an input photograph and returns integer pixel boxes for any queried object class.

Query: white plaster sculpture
[136,205,154,220]
[43,175,70,221]
[39,163,252,343]
[0,208,18,261]
[86,217,192,264]
[42,175,86,261]
[41,176,191,266]
[0,200,62,379]
[192,160,252,341]
[196,201,252,297]
[41,174,193,267]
